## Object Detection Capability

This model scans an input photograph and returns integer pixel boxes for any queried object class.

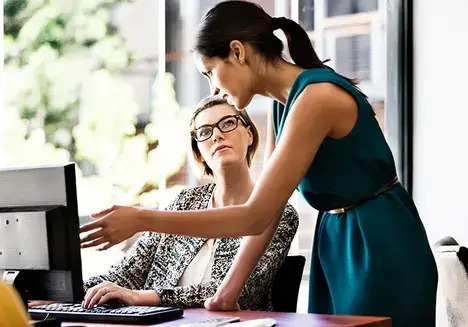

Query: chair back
[434,236,468,327]
[271,255,306,312]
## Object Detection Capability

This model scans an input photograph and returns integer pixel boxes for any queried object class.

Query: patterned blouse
[84,183,299,310]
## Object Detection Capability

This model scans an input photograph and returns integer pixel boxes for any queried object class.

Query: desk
[60,309,391,326]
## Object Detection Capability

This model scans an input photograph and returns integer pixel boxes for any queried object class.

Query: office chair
[434,236,468,327]
[271,255,306,312]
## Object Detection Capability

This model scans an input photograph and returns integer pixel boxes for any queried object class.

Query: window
[299,0,315,31]
[335,34,371,81]
[327,0,378,17]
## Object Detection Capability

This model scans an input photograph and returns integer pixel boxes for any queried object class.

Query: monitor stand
[3,270,29,306]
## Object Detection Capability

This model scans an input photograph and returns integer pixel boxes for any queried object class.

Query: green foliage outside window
[3,0,190,214]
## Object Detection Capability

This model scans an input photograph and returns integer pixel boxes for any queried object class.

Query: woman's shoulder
[167,183,215,210]
[293,68,366,104]
[178,183,215,199]
[295,68,338,85]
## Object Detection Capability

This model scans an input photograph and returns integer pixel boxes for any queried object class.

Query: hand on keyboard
[29,303,183,324]
[83,282,138,308]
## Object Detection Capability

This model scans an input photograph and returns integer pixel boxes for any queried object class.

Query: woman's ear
[229,40,246,64]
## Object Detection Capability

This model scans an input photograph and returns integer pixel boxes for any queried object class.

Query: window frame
[386,0,413,194]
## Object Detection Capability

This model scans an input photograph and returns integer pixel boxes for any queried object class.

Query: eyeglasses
[191,115,248,142]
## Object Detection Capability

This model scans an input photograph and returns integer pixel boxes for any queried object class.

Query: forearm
[215,215,281,300]
[237,206,298,310]
[155,282,218,308]
[137,205,273,238]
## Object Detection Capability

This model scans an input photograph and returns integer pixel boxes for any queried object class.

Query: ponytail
[271,17,324,69]
[272,17,359,87]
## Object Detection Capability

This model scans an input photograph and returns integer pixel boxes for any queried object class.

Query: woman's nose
[211,126,224,141]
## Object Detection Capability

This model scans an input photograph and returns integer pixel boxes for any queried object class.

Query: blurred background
[0,0,468,326]
[2,0,387,313]
[3,1,468,325]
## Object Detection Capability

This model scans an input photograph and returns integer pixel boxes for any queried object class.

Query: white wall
[413,0,468,245]
[413,1,468,326]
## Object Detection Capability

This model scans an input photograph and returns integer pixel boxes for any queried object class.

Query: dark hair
[193,0,358,86]
[190,95,259,177]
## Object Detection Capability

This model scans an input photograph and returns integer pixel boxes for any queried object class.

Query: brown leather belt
[327,176,400,214]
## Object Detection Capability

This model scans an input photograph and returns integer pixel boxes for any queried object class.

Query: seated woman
[82,95,299,310]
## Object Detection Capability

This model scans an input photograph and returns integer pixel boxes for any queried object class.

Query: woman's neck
[212,165,254,207]
[254,59,305,105]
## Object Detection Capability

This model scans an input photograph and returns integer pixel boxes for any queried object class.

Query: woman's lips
[213,145,231,154]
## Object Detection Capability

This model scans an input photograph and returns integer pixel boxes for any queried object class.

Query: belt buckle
[328,208,346,214]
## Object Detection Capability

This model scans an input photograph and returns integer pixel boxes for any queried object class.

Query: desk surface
[61,308,391,327]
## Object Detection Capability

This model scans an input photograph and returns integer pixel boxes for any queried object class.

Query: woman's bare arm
[139,84,334,235]
[263,108,276,164]
[205,213,282,310]
[81,83,355,247]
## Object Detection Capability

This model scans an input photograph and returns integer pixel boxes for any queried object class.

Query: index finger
[80,219,104,233]
[90,207,115,219]
[84,283,106,308]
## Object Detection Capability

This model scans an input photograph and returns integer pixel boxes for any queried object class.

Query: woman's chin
[215,158,242,169]
[234,100,247,111]
[234,96,254,111]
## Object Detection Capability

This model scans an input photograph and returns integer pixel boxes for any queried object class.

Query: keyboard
[29,303,183,324]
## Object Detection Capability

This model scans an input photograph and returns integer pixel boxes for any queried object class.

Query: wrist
[154,292,161,306]
[135,290,160,306]
[217,280,242,299]
[215,287,240,302]
[135,208,146,233]
[131,289,141,305]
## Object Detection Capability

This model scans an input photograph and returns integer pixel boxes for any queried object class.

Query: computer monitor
[0,163,84,304]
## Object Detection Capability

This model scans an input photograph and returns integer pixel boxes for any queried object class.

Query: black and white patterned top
[84,183,299,310]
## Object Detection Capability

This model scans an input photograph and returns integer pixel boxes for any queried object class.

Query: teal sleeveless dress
[273,69,437,326]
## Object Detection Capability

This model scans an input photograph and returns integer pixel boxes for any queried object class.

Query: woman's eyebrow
[194,123,211,129]
[195,115,233,129]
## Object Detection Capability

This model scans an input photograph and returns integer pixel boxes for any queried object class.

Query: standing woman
[81,1,437,325]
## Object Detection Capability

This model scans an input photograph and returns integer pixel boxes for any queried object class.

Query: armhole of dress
[283,74,368,143]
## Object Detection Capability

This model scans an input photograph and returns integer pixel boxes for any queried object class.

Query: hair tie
[271,17,284,31]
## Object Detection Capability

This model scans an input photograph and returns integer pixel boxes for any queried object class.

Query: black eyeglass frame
[191,114,248,142]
